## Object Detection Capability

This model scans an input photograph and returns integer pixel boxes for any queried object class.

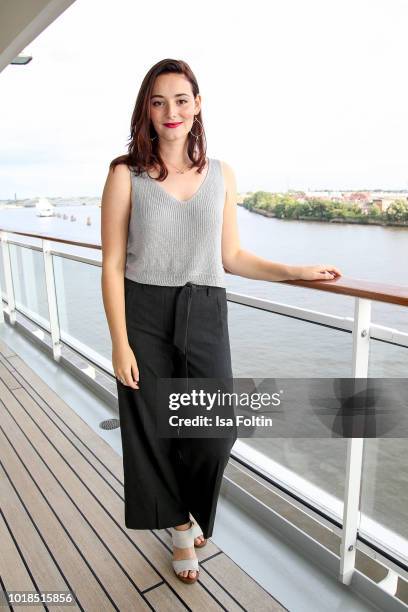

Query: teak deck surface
[0,337,286,611]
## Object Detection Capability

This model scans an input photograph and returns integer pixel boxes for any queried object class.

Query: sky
[1,0,408,198]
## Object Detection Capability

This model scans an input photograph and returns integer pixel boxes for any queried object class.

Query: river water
[0,203,407,551]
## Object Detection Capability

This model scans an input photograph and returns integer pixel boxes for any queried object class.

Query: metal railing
[1,227,407,598]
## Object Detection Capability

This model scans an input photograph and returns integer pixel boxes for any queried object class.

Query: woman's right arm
[100,163,139,389]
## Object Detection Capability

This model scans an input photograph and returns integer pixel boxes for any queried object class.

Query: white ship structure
[35,197,55,217]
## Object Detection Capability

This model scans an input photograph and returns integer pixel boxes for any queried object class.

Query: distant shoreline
[237,203,408,227]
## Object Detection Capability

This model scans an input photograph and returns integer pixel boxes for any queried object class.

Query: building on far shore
[237,189,408,214]
[371,197,400,213]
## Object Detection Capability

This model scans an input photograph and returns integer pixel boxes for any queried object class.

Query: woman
[101,58,341,585]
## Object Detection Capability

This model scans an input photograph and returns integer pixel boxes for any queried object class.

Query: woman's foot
[189,514,207,547]
[173,521,199,580]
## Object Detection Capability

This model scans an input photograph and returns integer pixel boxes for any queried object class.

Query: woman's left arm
[221,162,342,282]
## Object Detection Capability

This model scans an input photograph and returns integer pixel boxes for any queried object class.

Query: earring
[190,116,203,139]
[150,134,157,141]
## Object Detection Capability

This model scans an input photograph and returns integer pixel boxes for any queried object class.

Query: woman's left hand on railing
[297,264,342,281]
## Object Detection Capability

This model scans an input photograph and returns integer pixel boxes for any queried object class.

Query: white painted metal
[340,436,364,585]
[227,291,355,331]
[339,298,371,585]
[370,323,408,349]
[42,239,62,361]
[227,292,408,348]
[0,0,76,74]
[60,332,114,375]
[351,298,371,378]
[232,440,344,526]
[0,231,16,324]
[377,568,399,596]
[5,238,408,347]
[2,232,408,590]
[0,252,3,325]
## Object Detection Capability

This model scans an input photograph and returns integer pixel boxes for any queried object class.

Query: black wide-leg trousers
[116,278,237,539]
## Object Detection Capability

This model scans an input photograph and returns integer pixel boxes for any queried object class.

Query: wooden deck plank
[0,359,21,390]
[202,553,287,611]
[5,353,124,487]
[0,376,236,610]
[0,458,103,611]
[0,362,249,610]
[154,529,253,611]
[0,513,46,612]
[11,382,164,591]
[0,395,150,611]
[0,338,283,610]
[144,583,191,611]
[0,352,123,497]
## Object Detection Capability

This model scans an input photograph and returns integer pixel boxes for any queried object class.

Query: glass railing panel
[361,340,408,562]
[226,274,354,319]
[52,254,112,365]
[235,204,407,326]
[0,245,5,302]
[371,301,408,335]
[2,229,406,554]
[228,300,352,378]
[360,438,408,563]
[368,335,408,378]
[9,243,50,329]
[228,300,350,517]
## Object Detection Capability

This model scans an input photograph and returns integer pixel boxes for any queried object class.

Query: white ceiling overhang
[0,0,76,73]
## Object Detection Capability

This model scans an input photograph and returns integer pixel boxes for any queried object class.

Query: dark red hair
[110,58,207,180]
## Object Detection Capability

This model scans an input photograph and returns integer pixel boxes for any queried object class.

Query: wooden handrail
[1,228,407,307]
[0,229,101,250]
[283,277,408,308]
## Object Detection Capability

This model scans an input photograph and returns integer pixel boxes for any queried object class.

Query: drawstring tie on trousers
[173,281,211,388]
[172,282,212,441]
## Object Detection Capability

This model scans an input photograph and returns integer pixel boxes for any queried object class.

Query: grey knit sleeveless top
[124,157,226,287]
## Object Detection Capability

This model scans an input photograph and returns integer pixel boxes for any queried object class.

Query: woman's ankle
[174,520,192,531]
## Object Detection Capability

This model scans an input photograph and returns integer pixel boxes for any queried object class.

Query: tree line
[242,192,408,224]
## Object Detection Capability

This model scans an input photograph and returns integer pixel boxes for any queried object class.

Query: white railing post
[42,239,62,362]
[0,240,3,325]
[339,297,371,585]
[0,231,16,325]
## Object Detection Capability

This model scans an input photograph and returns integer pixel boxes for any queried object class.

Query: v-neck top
[124,157,226,287]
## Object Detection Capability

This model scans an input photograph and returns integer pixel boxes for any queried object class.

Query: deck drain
[100,418,120,430]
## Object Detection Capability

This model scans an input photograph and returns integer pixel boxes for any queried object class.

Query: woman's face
[150,73,201,143]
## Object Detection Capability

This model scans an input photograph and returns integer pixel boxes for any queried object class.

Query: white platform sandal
[170,521,200,584]
[190,517,208,548]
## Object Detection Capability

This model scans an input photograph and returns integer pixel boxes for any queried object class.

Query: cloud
[1,0,408,197]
